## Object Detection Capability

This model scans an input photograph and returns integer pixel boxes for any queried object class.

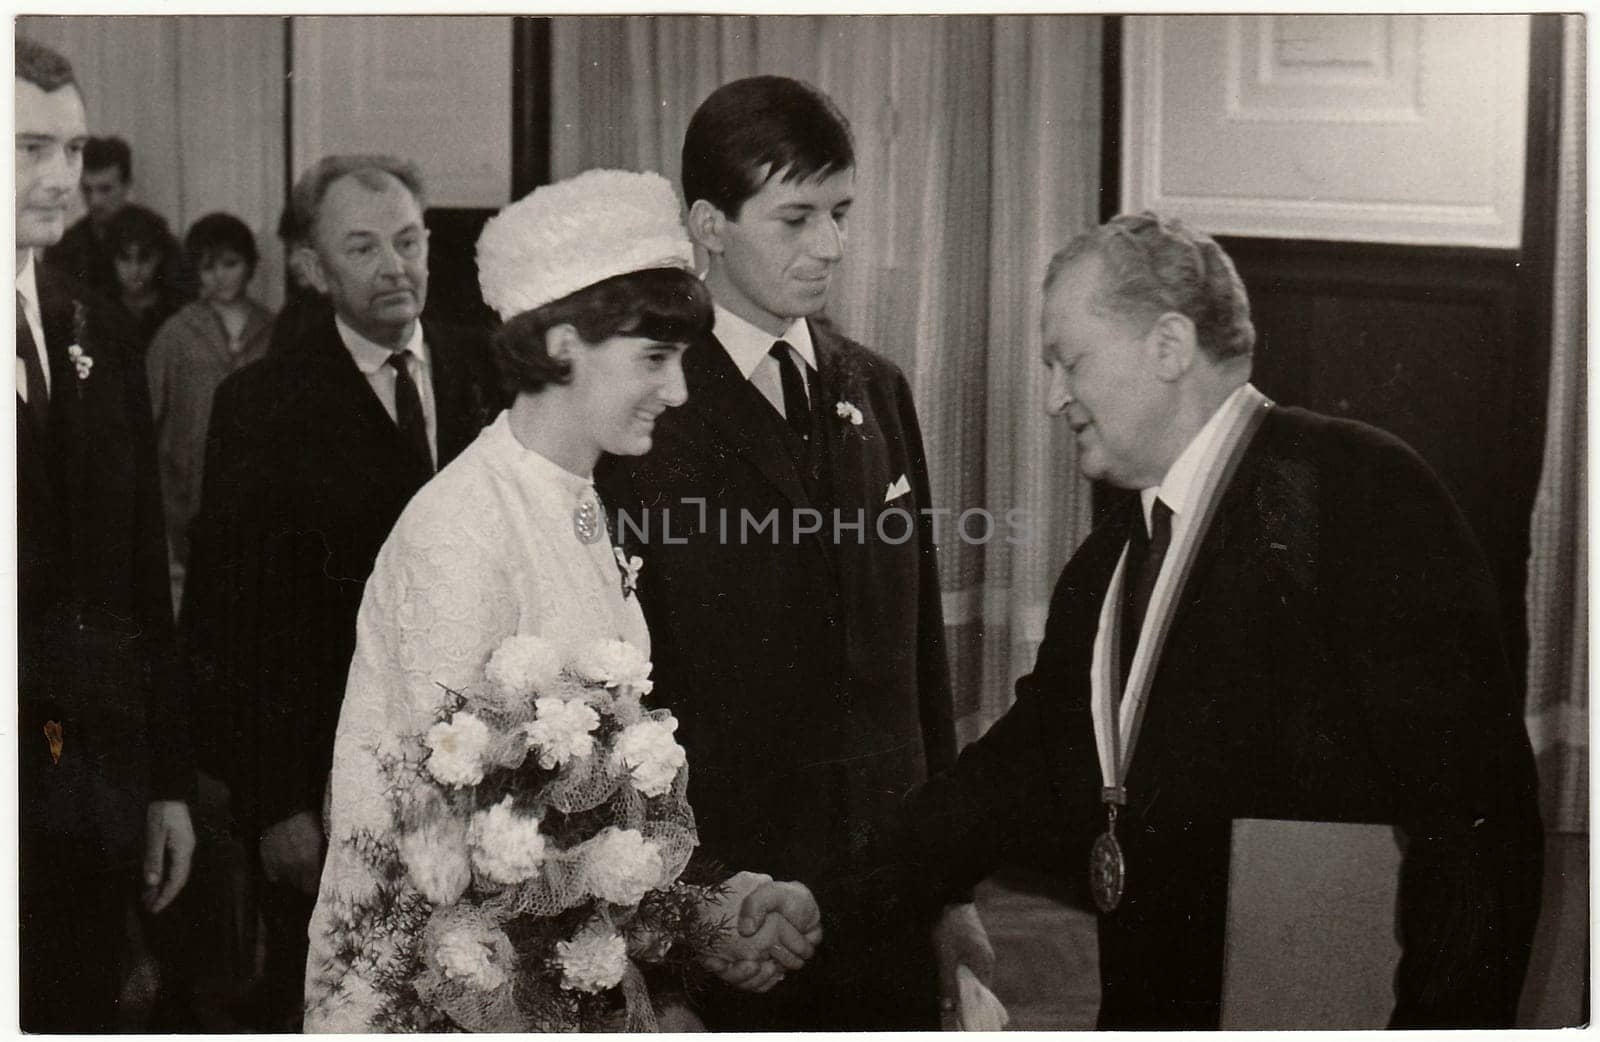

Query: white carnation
[435,923,508,992]
[610,716,686,798]
[424,713,493,787]
[484,634,564,703]
[523,697,600,769]
[469,796,547,885]
[399,816,471,906]
[584,827,664,906]
[567,638,653,693]
[554,923,629,994]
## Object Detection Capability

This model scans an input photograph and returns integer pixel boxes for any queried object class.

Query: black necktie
[16,290,47,426]
[1120,497,1173,692]
[387,350,433,477]
[770,340,812,443]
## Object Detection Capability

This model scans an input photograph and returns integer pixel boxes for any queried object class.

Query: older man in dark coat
[810,213,1543,1030]
[183,153,499,1028]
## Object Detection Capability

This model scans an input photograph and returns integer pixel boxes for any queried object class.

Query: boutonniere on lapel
[67,301,94,385]
[612,545,643,600]
[834,399,864,428]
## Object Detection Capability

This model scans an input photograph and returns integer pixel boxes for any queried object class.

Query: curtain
[550,15,1103,741]
[1524,16,1587,835]
[17,16,288,309]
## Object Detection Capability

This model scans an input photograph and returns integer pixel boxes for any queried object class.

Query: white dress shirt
[16,251,51,403]
[336,315,437,465]
[712,304,816,419]
[1098,382,1258,658]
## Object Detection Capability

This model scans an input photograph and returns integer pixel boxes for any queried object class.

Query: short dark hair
[84,136,131,182]
[16,37,76,93]
[493,267,712,397]
[681,75,854,219]
[185,212,258,272]
[105,203,176,261]
[1046,211,1256,361]
[289,154,426,245]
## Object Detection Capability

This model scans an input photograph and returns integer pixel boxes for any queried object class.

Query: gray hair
[289,154,427,244]
[1045,211,1255,361]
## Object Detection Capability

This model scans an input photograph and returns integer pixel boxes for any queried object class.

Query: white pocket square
[884,474,912,502]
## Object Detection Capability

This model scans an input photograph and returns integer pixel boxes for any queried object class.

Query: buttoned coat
[596,317,956,1029]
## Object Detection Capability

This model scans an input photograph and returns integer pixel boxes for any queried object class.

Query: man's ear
[295,246,328,295]
[1147,311,1196,382]
[687,199,727,256]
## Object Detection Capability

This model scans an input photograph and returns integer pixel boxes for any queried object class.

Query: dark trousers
[236,868,316,1031]
[18,704,144,1033]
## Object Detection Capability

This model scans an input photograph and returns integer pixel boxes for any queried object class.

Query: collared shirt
[16,251,51,402]
[1137,382,1256,542]
[712,304,817,419]
[336,315,437,465]
[1098,381,1258,663]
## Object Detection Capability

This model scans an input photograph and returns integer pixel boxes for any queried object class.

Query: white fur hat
[476,169,695,321]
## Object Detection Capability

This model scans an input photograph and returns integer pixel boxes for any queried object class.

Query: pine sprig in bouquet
[319,633,719,1031]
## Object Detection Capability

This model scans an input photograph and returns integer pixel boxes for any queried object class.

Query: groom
[597,75,986,1030]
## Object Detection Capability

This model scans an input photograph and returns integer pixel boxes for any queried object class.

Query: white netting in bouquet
[413,903,528,1032]
[480,762,696,922]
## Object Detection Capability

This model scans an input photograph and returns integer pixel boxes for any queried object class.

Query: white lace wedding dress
[303,411,649,1032]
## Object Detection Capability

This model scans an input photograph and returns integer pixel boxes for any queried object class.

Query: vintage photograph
[12,11,1586,1033]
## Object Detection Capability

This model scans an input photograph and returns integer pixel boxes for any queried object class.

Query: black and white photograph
[11,9,1587,1033]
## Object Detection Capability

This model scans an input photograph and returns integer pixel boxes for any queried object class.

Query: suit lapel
[426,320,479,466]
[684,331,814,510]
[301,316,416,487]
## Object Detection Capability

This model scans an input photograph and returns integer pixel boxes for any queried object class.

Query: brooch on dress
[573,493,603,544]
[613,546,642,599]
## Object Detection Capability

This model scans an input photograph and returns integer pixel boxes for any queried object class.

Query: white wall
[1122,15,1531,248]
[290,16,512,209]
[18,15,289,308]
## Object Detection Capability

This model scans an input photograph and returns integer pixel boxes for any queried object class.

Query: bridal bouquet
[322,634,720,1032]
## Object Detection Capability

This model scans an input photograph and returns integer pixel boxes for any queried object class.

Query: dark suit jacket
[822,404,1544,1030]
[182,313,498,834]
[42,216,115,301]
[18,261,191,867]
[596,318,955,1029]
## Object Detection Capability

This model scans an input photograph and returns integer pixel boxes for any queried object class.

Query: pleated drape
[550,15,1103,741]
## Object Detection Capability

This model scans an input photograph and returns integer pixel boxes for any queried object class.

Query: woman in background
[146,212,274,615]
[105,203,186,357]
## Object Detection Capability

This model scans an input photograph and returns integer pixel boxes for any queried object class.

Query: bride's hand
[700,871,824,991]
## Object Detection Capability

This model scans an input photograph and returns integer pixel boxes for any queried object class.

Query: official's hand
[260,809,324,896]
[932,902,996,1025]
[142,800,196,914]
[700,872,823,992]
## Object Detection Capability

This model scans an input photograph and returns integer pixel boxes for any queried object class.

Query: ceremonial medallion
[1089,829,1125,913]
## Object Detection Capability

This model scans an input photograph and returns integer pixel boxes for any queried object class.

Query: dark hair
[16,37,76,93]
[185,212,258,272]
[105,204,176,261]
[1045,211,1256,361]
[290,154,427,245]
[682,75,854,219]
[493,267,712,396]
[83,136,131,182]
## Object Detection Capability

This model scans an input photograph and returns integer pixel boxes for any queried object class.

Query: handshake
[698,871,824,993]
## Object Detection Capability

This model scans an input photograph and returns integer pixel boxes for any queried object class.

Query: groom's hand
[700,872,824,991]
[737,878,824,965]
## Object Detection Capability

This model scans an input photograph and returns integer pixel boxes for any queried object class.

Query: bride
[304,170,818,1032]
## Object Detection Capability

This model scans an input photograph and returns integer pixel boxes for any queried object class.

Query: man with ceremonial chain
[808,212,1543,1029]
